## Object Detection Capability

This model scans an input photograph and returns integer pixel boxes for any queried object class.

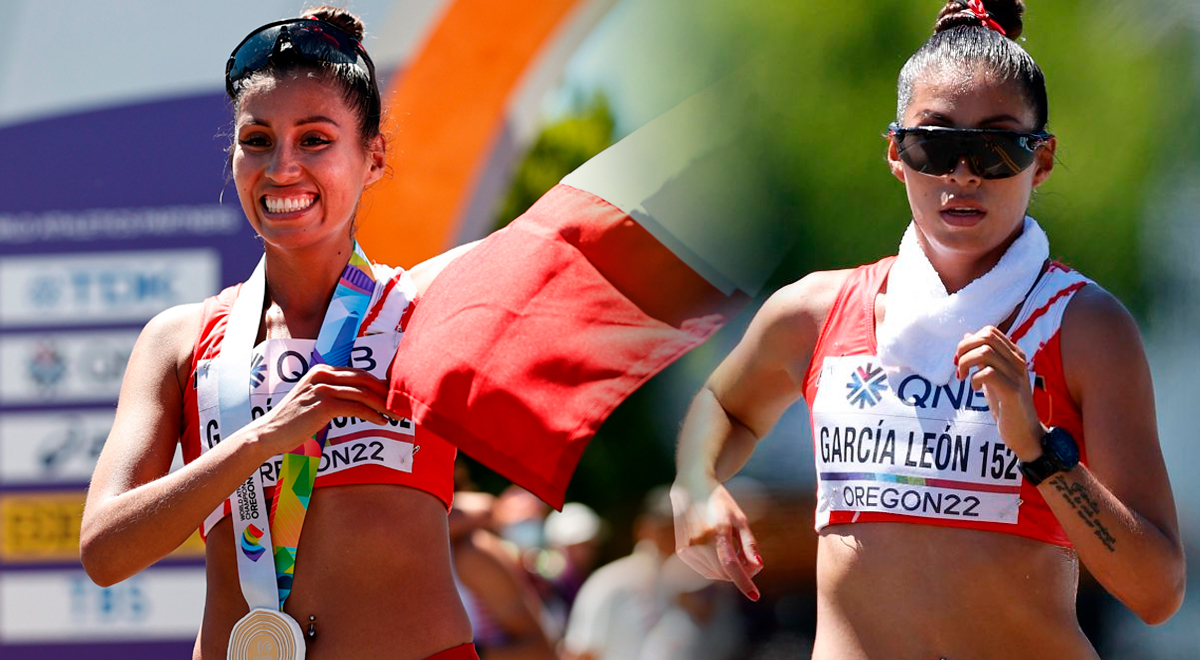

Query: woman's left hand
[954,326,1045,460]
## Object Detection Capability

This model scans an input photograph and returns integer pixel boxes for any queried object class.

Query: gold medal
[228,607,306,660]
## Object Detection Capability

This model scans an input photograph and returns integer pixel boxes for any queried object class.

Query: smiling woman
[232,75,384,255]
[78,6,489,660]
[671,1,1186,658]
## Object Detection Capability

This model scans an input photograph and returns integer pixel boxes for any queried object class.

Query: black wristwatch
[1019,426,1080,486]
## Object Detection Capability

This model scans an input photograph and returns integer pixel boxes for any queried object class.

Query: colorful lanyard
[270,244,376,605]
[219,242,376,611]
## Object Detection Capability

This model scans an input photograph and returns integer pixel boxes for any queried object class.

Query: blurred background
[1,0,1198,658]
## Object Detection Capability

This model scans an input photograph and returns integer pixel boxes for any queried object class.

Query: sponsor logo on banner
[0,567,206,642]
[0,410,186,485]
[0,492,85,563]
[0,491,204,564]
[0,330,138,404]
[27,342,67,389]
[0,249,219,327]
[0,410,113,484]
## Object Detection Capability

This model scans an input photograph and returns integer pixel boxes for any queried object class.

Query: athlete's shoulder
[778,267,858,301]
[1059,281,1147,393]
[141,302,205,350]
[761,268,859,332]
[1061,282,1143,353]
[725,268,860,378]
[135,302,205,389]
[770,257,892,313]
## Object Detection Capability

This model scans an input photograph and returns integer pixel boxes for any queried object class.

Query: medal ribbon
[268,243,376,607]
[219,242,377,613]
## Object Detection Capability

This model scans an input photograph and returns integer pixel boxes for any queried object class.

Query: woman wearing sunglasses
[80,6,489,660]
[672,1,1184,657]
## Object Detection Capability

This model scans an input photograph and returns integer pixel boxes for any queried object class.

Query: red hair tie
[964,0,1007,36]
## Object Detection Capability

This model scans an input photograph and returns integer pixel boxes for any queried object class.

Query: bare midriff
[812,522,1099,660]
[195,483,471,660]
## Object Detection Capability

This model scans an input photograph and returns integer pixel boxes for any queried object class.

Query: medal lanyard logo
[267,243,377,607]
[241,524,268,562]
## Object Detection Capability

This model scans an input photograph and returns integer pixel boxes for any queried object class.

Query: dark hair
[897,0,1048,131]
[230,5,382,146]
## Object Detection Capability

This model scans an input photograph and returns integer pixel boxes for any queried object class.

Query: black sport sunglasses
[888,123,1053,180]
[225,18,377,99]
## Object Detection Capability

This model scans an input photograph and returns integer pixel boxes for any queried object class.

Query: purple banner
[0,91,261,655]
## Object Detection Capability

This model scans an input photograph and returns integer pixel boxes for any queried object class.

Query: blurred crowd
[450,464,757,660]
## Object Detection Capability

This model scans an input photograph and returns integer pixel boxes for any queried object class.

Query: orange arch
[358,0,589,267]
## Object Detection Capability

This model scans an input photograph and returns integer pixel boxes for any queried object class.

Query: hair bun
[935,0,1024,40]
[304,4,366,41]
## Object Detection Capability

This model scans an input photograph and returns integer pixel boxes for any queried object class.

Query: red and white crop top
[180,264,456,538]
[803,258,1091,547]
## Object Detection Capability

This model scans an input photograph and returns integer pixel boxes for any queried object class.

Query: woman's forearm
[81,425,273,586]
[676,278,824,491]
[675,387,762,490]
[1039,464,1186,624]
[83,361,392,586]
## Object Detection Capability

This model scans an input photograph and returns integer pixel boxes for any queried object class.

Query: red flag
[386,74,785,507]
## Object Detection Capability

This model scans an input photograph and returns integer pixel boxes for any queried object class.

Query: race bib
[811,355,1023,526]
[196,332,415,488]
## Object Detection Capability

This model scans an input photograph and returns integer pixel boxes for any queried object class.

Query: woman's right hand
[670,477,763,601]
[668,274,844,605]
[83,300,394,587]
[245,363,393,458]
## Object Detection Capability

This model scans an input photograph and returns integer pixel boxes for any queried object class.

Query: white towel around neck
[876,216,1049,385]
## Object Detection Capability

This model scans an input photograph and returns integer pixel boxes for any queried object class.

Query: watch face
[1044,427,1079,468]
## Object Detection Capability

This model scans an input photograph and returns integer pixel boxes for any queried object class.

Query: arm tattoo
[1049,475,1117,552]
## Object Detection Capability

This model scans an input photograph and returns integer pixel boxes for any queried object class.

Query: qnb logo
[241,524,266,562]
[249,353,268,388]
[845,363,888,409]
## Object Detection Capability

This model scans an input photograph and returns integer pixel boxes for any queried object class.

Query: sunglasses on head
[888,123,1052,180]
[226,18,377,98]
